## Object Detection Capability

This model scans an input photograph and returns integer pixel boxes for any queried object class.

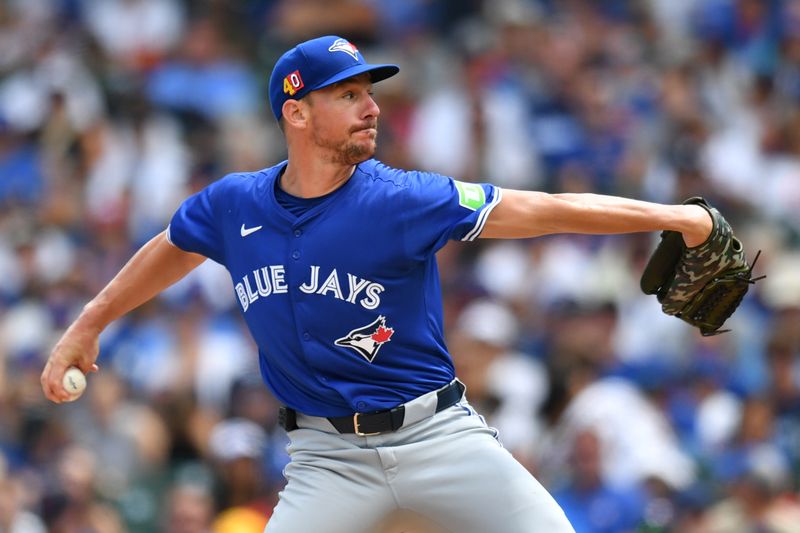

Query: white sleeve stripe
[462,187,503,241]
[165,225,175,246]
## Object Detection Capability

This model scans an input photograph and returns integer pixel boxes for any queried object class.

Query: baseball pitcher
[42,36,750,533]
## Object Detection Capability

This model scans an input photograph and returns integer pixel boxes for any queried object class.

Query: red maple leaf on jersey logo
[371,325,394,343]
[335,316,395,363]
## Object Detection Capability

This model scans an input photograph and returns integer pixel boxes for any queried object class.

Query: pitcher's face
[305,73,381,165]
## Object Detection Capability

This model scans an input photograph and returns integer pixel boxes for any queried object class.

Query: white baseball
[62,367,87,399]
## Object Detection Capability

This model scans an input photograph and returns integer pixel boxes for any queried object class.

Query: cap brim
[312,63,399,92]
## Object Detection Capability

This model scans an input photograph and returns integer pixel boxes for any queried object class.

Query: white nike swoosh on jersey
[240,224,263,237]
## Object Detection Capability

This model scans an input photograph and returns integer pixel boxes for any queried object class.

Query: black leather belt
[278,380,465,435]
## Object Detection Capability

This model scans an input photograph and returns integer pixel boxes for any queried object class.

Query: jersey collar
[268,160,361,225]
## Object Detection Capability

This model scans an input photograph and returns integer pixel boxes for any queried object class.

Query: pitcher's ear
[282,100,309,129]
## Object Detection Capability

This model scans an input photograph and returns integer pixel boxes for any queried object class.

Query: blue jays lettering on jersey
[167,159,501,417]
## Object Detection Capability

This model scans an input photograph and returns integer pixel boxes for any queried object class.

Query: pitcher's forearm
[550,193,711,241]
[481,190,712,246]
[78,231,207,331]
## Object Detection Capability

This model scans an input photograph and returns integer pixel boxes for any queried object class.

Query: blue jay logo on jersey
[328,38,360,60]
[335,315,394,363]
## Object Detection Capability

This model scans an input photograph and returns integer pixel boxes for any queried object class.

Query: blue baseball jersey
[167,159,502,417]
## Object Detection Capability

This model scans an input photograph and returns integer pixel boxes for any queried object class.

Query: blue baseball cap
[268,35,399,120]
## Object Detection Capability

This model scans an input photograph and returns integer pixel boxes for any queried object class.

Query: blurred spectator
[0,474,47,533]
[83,0,186,71]
[83,91,189,243]
[0,126,46,207]
[704,444,800,532]
[63,373,139,499]
[40,445,125,533]
[450,298,548,467]
[269,0,380,43]
[162,481,215,533]
[146,18,260,122]
[707,396,789,488]
[537,359,696,492]
[765,329,800,474]
[408,43,541,188]
[552,428,647,533]
[207,418,274,530]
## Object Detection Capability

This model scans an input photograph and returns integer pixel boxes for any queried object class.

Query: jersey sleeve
[400,171,502,256]
[167,178,227,265]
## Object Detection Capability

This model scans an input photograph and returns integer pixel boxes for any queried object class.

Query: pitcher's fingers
[40,368,62,403]
[41,359,70,403]
[74,362,98,377]
[40,360,55,400]
[41,372,62,403]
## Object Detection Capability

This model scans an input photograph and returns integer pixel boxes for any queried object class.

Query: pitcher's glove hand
[640,197,764,336]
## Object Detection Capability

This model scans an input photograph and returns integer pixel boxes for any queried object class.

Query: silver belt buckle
[353,413,381,436]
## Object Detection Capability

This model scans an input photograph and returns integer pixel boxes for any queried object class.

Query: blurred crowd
[1,0,800,532]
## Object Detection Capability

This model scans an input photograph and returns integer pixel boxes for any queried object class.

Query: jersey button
[294,229,302,237]
[291,250,300,260]
[356,401,367,410]
[302,332,310,341]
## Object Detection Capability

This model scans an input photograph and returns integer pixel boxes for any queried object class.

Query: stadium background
[1,0,800,531]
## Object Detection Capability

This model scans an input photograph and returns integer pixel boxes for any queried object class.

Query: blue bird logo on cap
[328,38,360,60]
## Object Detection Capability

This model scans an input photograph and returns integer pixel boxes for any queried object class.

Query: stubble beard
[314,124,378,165]
[337,141,375,165]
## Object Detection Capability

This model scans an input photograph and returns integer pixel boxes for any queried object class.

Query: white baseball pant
[265,395,574,532]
